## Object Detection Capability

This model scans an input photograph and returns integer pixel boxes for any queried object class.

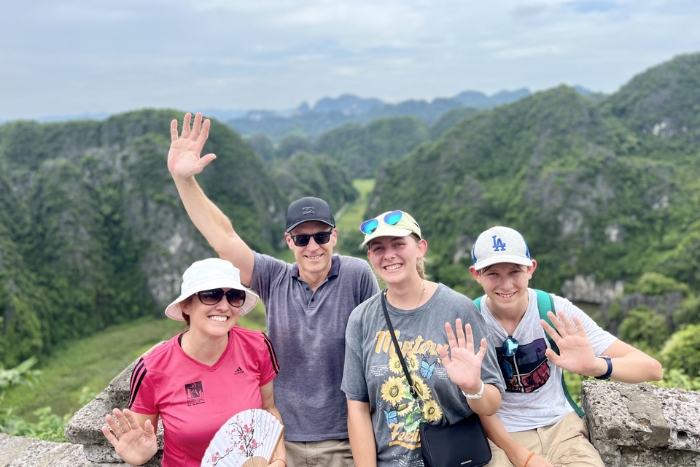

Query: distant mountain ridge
[228,88,532,140]
[367,52,700,319]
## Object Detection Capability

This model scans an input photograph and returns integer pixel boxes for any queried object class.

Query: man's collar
[291,255,340,280]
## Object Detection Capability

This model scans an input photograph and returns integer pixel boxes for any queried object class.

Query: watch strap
[595,356,613,380]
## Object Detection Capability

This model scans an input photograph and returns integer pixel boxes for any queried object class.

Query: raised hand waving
[102,408,158,466]
[438,318,487,395]
[541,311,601,377]
[167,112,217,180]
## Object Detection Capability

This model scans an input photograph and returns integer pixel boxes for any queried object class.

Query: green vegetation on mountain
[602,53,700,143]
[270,152,358,215]
[368,76,700,306]
[430,107,481,139]
[313,117,431,178]
[0,110,288,367]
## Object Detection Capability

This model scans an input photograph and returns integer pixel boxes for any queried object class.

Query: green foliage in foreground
[618,306,670,352]
[0,312,266,441]
[661,324,700,379]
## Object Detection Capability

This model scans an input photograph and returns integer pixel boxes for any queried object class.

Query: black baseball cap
[286,197,335,232]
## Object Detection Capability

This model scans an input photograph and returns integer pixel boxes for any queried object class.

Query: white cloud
[0,0,698,119]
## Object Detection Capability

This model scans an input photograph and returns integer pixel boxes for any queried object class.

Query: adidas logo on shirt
[234,367,244,375]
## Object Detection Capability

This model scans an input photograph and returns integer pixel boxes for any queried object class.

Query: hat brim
[361,227,416,246]
[473,254,533,271]
[164,278,260,321]
[286,219,335,233]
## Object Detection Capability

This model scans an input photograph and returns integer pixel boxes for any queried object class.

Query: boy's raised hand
[541,312,601,376]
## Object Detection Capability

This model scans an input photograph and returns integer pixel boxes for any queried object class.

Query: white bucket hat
[165,258,259,321]
[471,226,533,270]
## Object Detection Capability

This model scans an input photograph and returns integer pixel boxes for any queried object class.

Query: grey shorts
[284,438,354,467]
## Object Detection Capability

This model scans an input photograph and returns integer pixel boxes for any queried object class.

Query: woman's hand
[438,318,486,395]
[102,408,158,466]
[167,112,217,180]
[541,312,602,377]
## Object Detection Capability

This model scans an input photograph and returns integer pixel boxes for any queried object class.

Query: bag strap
[380,290,421,402]
[534,290,584,418]
[473,290,584,418]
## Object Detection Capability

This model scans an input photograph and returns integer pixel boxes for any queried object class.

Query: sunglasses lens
[314,231,332,245]
[199,289,224,305]
[501,359,514,379]
[384,210,403,225]
[360,219,379,235]
[292,235,311,247]
[225,289,246,307]
[502,337,519,357]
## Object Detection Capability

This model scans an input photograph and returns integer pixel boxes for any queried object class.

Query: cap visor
[362,227,415,246]
[286,219,334,233]
[473,255,533,271]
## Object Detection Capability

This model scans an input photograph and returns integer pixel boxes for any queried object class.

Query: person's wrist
[461,380,484,399]
[522,452,535,467]
[505,444,530,465]
[270,459,286,467]
[594,356,613,380]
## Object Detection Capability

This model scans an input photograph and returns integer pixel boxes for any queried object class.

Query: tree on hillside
[617,306,669,351]
[661,324,700,378]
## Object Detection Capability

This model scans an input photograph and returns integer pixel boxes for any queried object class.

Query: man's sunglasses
[500,336,519,379]
[197,288,246,308]
[360,210,404,235]
[290,230,333,247]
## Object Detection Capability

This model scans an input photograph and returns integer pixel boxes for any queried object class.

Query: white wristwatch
[461,380,485,400]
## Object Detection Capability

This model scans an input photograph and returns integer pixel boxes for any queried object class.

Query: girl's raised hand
[438,319,486,395]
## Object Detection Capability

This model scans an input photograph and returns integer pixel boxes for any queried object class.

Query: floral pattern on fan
[202,408,284,467]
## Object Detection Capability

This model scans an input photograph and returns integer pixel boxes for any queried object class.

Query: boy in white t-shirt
[469,226,663,467]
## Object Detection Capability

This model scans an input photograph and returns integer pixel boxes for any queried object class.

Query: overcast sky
[1,0,698,120]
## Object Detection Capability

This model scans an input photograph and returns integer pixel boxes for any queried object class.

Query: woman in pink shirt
[102,258,286,467]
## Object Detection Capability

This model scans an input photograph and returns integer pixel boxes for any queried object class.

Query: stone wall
[64,358,163,467]
[583,380,700,466]
[4,357,700,466]
[0,433,91,467]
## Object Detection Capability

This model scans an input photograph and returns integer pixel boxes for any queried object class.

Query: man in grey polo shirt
[167,112,380,467]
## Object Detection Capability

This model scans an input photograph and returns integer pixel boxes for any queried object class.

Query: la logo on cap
[492,235,507,252]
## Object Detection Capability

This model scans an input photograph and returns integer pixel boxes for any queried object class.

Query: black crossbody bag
[380,291,492,467]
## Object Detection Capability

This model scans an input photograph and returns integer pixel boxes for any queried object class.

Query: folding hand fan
[202,408,285,467]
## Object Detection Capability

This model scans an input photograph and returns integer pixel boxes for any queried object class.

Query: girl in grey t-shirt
[341,210,504,467]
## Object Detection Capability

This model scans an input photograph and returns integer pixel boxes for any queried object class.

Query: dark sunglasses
[290,230,333,247]
[500,336,519,379]
[360,210,404,235]
[197,288,246,308]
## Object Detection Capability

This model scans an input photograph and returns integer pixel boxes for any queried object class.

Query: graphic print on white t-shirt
[497,337,550,393]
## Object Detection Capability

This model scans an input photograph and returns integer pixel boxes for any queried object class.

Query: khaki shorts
[485,412,604,467]
[285,438,354,467]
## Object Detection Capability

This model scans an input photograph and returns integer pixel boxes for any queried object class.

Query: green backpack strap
[534,289,585,418]
[474,295,484,311]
